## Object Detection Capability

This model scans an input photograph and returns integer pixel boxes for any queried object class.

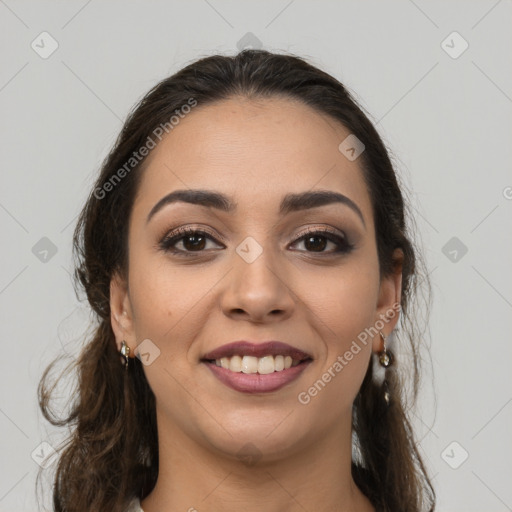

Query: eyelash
[158,226,354,257]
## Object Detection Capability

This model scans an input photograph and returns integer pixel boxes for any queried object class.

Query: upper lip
[201,341,313,361]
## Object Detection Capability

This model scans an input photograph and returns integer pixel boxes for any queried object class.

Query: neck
[140,410,375,512]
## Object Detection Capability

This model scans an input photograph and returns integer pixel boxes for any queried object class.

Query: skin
[110,96,402,512]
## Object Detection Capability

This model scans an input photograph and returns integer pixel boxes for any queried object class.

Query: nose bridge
[221,231,294,321]
[235,232,282,293]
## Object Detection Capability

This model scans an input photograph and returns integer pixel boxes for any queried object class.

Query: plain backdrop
[1,1,511,511]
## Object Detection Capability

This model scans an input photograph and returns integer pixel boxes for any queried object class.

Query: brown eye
[291,229,353,255]
[303,234,328,252]
[180,232,207,251]
[159,228,223,256]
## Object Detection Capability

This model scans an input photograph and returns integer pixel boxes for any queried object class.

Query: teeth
[213,354,303,373]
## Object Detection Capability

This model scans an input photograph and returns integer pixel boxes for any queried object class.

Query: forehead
[133,96,373,222]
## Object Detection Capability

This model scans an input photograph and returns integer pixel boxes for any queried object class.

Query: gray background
[1,1,511,511]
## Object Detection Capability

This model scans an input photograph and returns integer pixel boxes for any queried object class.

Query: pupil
[305,235,326,252]
[184,234,206,251]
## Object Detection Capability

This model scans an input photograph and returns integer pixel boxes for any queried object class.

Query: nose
[220,245,295,324]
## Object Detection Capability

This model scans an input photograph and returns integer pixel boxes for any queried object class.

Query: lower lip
[202,360,312,394]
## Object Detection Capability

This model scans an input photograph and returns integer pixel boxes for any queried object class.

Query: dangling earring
[120,340,130,371]
[372,331,394,405]
[378,331,393,368]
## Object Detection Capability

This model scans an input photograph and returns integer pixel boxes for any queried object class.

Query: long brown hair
[37,49,436,512]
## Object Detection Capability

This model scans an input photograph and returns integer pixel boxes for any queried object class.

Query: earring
[120,340,130,371]
[374,331,393,406]
[378,331,393,368]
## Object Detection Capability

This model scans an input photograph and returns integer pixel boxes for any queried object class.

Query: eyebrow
[146,189,366,228]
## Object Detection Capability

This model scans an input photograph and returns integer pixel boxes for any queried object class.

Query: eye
[159,227,224,256]
[290,227,354,254]
[158,226,354,257]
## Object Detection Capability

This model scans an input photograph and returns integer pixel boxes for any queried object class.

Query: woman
[38,49,436,512]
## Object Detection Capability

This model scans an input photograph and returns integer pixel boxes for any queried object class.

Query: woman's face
[111,96,401,460]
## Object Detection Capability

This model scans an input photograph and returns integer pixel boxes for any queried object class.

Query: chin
[203,420,311,464]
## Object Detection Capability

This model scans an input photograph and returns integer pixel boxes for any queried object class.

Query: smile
[202,357,313,393]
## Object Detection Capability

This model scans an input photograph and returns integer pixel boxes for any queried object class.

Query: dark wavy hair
[37,49,436,512]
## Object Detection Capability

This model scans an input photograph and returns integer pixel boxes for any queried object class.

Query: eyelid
[292,224,346,239]
[158,223,353,257]
[159,223,348,245]
[158,224,227,244]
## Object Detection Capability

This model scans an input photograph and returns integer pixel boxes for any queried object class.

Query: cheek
[127,250,182,347]
[299,261,378,401]
[304,260,380,338]
[127,253,220,358]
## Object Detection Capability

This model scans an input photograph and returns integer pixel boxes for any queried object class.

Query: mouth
[200,340,313,394]
[201,354,313,374]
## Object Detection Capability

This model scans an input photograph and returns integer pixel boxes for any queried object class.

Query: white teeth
[241,355,258,374]
[258,356,274,375]
[229,355,242,372]
[212,354,305,373]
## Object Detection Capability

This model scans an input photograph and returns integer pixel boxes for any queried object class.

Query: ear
[110,271,136,358]
[372,248,403,354]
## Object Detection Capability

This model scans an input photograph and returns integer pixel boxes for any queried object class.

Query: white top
[126,496,144,512]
